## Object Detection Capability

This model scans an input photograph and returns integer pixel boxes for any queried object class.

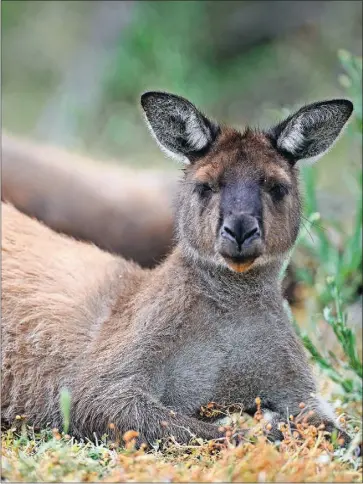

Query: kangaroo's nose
[221,215,261,249]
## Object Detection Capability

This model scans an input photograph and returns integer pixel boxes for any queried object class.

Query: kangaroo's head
[141,92,353,273]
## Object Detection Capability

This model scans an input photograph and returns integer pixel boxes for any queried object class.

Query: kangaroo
[2,92,353,447]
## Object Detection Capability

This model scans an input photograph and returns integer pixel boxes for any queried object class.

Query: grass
[1,51,362,482]
[291,50,362,405]
[2,399,362,482]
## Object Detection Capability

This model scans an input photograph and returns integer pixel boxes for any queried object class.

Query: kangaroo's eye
[195,183,215,197]
[268,183,290,201]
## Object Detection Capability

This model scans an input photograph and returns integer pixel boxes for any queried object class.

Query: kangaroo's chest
[158,314,287,416]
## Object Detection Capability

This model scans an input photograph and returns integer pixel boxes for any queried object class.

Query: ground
[2,389,362,482]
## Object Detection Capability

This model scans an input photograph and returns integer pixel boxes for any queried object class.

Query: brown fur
[176,128,300,269]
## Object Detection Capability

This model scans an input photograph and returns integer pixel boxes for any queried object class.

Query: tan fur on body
[1,93,353,447]
[2,203,140,424]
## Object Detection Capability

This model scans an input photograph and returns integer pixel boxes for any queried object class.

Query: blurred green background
[2,0,362,217]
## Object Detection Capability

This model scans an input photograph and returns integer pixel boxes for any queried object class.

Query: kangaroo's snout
[221,214,261,249]
[219,213,263,264]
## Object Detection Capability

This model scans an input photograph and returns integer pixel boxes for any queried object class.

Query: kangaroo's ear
[141,91,220,164]
[268,99,353,165]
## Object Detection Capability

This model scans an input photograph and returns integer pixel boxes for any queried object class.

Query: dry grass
[2,395,361,483]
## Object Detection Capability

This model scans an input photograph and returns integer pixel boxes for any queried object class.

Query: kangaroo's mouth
[218,236,264,273]
[223,256,257,273]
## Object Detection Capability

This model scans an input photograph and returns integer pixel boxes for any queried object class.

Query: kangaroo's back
[2,133,176,267]
[1,203,142,424]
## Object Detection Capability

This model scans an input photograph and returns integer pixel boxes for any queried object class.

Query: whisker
[300,219,315,244]
[301,214,329,234]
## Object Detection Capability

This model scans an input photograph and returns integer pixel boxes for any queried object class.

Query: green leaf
[60,388,71,435]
